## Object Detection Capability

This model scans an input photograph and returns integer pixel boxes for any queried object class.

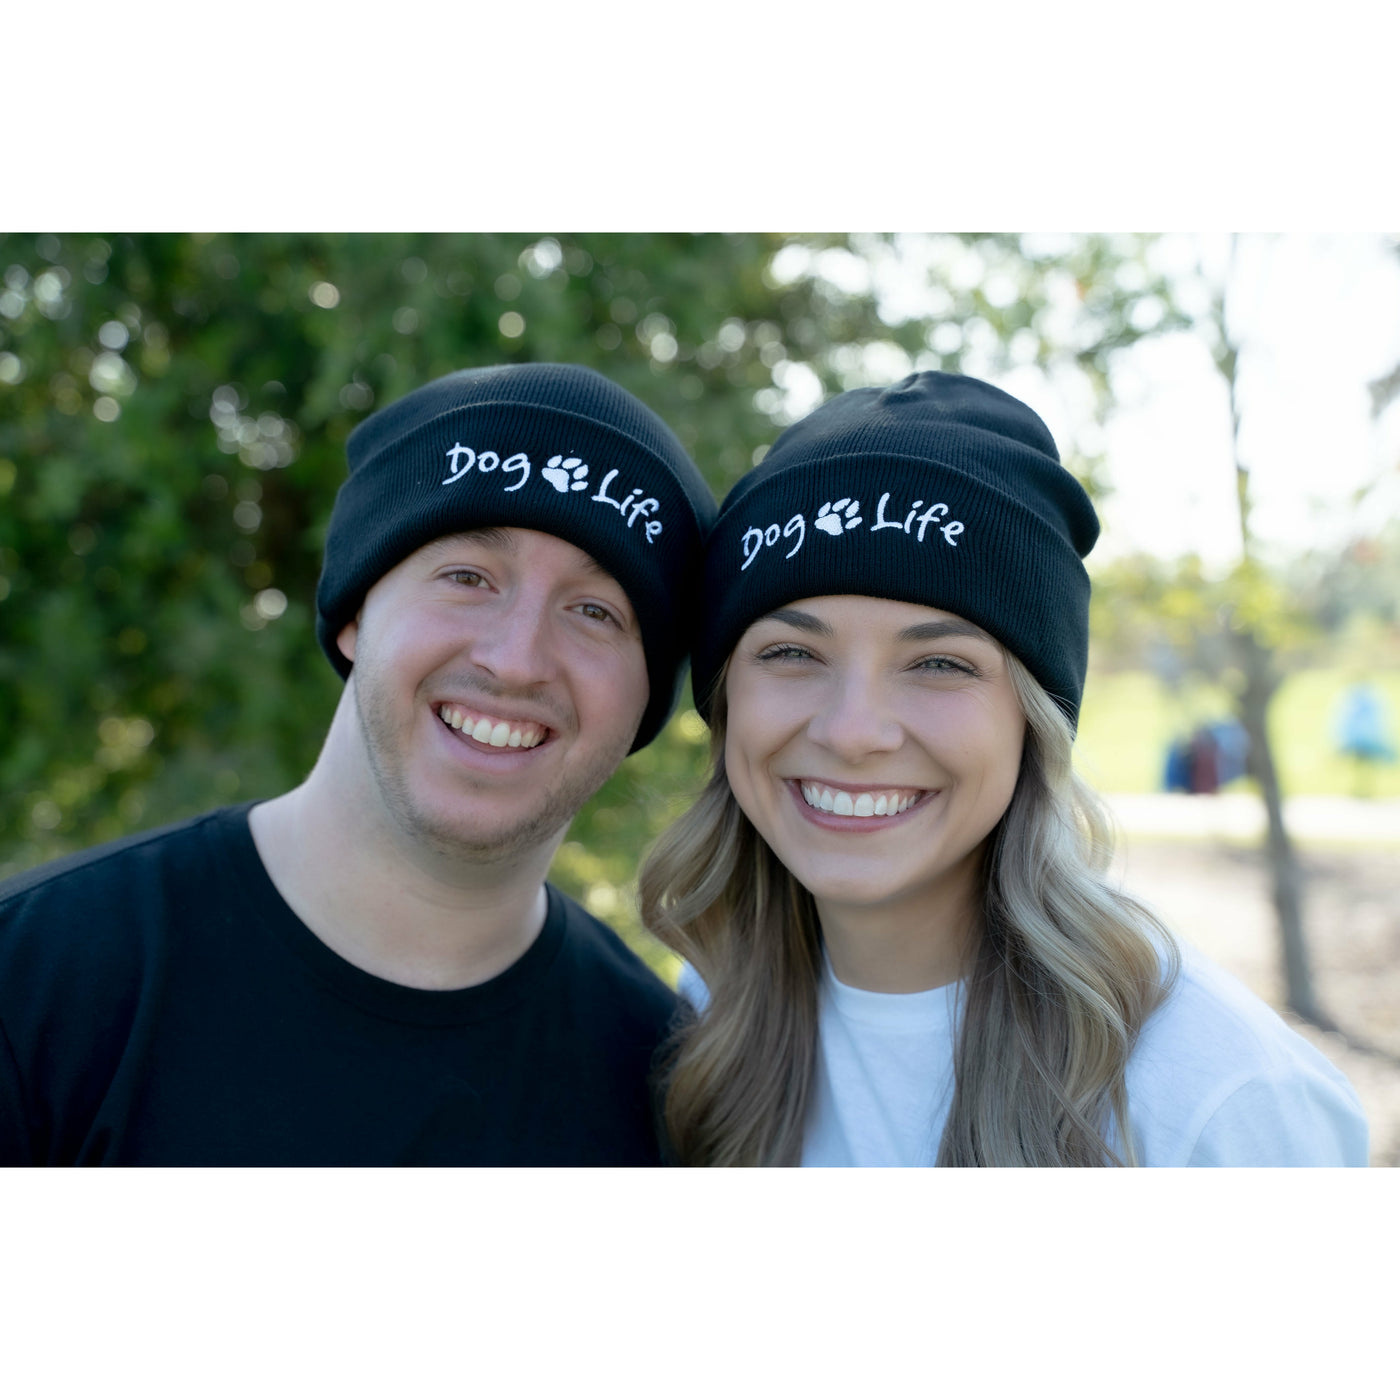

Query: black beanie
[691,371,1100,725]
[316,363,717,752]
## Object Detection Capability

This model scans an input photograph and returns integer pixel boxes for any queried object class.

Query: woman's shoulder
[1126,942,1368,1166]
[676,961,710,1013]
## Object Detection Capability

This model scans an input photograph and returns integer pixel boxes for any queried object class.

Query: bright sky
[1090,233,1400,568]
[777,232,1400,568]
[993,234,1400,569]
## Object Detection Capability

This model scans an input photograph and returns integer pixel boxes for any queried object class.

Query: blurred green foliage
[0,231,1199,969]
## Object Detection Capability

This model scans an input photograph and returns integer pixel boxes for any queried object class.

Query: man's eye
[577,602,618,625]
[448,570,489,588]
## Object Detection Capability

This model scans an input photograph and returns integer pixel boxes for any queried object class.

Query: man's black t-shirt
[0,805,677,1165]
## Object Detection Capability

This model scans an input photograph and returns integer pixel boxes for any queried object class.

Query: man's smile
[436,703,548,750]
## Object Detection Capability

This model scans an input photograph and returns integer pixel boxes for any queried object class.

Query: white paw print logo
[814,498,862,536]
[542,455,590,492]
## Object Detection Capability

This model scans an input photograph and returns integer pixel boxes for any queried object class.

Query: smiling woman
[722,597,1024,993]
[640,371,1369,1168]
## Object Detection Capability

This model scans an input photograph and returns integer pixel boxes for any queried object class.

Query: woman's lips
[794,780,932,819]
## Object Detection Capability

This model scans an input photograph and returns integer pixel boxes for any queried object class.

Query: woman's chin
[791,865,923,917]
[786,844,987,927]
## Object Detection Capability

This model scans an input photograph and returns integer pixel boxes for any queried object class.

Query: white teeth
[439,705,544,750]
[800,783,922,819]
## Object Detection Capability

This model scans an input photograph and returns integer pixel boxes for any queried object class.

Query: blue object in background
[1336,684,1397,763]
[1164,739,1192,793]
[1164,716,1254,795]
[1207,719,1250,785]
[1163,721,1249,795]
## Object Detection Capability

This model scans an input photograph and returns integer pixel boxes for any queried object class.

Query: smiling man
[0,364,716,1165]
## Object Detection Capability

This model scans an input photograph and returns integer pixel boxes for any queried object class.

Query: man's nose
[465,592,559,690]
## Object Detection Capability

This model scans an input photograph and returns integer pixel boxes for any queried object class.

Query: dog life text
[441,445,662,543]
[589,469,663,541]
[740,491,964,571]
[442,443,530,491]
[869,492,964,545]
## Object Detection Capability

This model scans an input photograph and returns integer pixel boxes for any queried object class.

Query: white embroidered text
[442,443,530,493]
[741,513,806,570]
[440,442,664,544]
[590,469,663,542]
[870,492,963,545]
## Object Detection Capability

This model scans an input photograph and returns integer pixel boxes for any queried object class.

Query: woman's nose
[805,670,902,760]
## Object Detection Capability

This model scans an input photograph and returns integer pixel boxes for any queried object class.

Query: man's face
[338,527,649,860]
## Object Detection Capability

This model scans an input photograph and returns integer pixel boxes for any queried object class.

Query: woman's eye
[914,655,976,676]
[448,570,489,589]
[756,643,814,662]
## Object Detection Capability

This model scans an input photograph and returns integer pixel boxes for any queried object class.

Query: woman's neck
[814,856,982,994]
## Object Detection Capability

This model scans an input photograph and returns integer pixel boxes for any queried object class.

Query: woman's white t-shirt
[677,943,1368,1166]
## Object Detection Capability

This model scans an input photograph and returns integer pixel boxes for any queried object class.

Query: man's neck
[248,773,561,993]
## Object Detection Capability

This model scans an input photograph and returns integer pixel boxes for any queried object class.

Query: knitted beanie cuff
[693,451,1091,724]
[315,365,715,752]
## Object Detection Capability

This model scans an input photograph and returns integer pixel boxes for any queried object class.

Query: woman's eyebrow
[762,608,833,637]
[896,619,994,644]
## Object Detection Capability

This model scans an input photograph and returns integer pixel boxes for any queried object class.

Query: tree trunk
[1214,244,1330,1029]
[1233,627,1328,1025]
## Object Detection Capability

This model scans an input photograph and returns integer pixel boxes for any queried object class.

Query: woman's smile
[791,779,934,821]
[723,594,1026,924]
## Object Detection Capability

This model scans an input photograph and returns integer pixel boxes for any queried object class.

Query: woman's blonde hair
[639,650,1178,1167]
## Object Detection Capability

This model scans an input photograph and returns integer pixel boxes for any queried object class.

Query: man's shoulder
[0,806,254,946]
[0,805,247,912]
[547,885,678,1023]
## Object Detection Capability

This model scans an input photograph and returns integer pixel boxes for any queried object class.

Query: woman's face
[723,595,1026,928]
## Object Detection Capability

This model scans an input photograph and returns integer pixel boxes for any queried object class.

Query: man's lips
[437,703,548,750]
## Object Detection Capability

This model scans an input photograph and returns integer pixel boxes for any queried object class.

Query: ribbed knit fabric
[316,364,717,751]
[691,372,1099,724]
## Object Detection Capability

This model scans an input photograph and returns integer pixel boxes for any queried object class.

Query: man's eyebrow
[430,531,623,583]
[579,553,615,579]
[761,608,833,637]
[425,527,517,557]
[896,619,996,645]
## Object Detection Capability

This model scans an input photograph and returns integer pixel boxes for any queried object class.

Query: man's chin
[367,744,631,869]
[408,807,572,865]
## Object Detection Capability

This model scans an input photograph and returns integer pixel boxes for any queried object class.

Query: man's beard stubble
[349,659,636,865]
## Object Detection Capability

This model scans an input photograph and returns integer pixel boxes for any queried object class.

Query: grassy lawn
[1074,668,1400,798]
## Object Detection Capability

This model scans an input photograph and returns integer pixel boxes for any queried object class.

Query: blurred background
[2,231,1397,1159]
